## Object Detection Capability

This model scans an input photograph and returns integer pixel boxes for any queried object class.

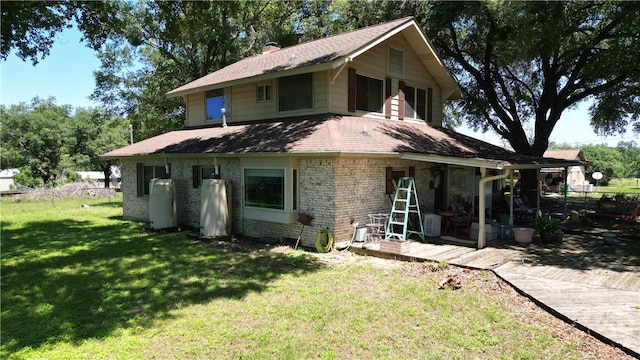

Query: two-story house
[103,17,578,249]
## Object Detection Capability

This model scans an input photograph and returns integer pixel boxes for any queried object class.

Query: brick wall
[120,155,438,249]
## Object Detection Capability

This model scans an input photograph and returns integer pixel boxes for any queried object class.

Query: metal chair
[366,213,388,242]
[451,209,473,237]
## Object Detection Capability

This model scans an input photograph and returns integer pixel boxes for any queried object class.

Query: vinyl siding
[185,72,328,125]
[329,33,444,125]
[186,92,206,127]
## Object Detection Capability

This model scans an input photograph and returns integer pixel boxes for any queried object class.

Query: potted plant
[535,213,559,243]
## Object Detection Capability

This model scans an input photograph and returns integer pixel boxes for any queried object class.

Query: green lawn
[561,177,640,199]
[1,197,623,359]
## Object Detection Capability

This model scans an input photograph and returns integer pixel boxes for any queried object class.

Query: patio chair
[451,209,473,237]
[513,196,535,222]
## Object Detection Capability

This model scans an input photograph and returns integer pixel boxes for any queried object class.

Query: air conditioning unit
[423,213,441,237]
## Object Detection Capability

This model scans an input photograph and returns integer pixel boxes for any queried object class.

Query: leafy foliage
[90,1,306,140]
[581,144,624,181]
[0,1,122,65]
[422,1,640,156]
[0,98,128,186]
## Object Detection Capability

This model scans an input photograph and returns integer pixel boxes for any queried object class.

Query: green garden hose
[315,228,334,253]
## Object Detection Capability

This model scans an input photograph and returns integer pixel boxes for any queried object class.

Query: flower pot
[540,231,557,243]
[513,227,534,246]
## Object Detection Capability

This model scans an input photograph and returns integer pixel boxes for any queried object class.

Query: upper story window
[356,74,383,113]
[278,73,313,111]
[388,47,403,75]
[256,84,272,102]
[206,89,225,120]
[401,83,430,121]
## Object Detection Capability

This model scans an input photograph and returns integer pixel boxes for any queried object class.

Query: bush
[13,167,43,188]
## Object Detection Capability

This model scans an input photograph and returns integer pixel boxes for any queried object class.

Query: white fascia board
[401,153,509,169]
[345,20,415,61]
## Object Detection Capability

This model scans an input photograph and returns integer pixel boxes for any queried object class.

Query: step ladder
[385,177,425,242]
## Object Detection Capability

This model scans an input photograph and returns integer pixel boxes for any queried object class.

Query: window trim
[244,168,286,210]
[256,83,272,103]
[241,159,300,223]
[193,165,219,188]
[277,73,313,112]
[205,89,225,121]
[355,73,384,113]
[400,82,428,121]
[137,163,170,196]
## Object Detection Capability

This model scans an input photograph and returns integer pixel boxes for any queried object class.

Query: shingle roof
[543,149,584,162]
[166,17,460,99]
[102,115,579,169]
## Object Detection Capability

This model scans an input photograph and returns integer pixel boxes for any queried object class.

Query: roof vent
[262,42,280,54]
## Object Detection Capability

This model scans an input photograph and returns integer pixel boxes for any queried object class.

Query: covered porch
[399,153,584,249]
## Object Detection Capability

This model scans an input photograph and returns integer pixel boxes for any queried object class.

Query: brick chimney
[262,42,280,54]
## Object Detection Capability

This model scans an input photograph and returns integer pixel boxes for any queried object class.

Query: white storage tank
[200,179,231,237]
[149,178,178,230]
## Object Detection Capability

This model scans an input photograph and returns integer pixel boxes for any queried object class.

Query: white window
[256,84,272,102]
[389,47,403,75]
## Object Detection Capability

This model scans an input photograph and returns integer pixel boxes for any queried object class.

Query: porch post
[536,169,541,213]
[478,167,487,249]
[563,166,569,218]
[509,170,514,225]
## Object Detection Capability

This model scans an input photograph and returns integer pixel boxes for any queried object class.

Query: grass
[0,197,622,359]
[559,177,640,199]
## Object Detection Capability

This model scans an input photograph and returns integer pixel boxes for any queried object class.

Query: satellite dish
[592,172,603,180]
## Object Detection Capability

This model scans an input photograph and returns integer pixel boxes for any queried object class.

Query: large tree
[421,1,640,156]
[0,98,128,186]
[90,0,307,140]
[0,98,71,184]
[0,0,121,65]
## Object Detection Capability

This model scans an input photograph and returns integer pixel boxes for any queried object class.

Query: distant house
[542,150,588,192]
[103,17,579,249]
[0,169,20,191]
[76,166,122,188]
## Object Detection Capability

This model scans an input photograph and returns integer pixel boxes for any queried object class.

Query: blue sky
[0,26,634,147]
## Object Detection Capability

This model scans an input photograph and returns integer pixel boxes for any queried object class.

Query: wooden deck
[348,232,640,357]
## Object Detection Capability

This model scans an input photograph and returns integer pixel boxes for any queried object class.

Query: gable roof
[102,115,580,170]
[166,17,461,100]
[543,149,585,162]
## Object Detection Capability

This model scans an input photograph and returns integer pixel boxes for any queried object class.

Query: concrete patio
[348,226,640,358]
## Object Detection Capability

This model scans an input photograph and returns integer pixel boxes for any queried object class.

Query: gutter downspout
[478,167,512,249]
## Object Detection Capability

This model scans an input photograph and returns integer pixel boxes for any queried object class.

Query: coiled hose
[315,228,334,253]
